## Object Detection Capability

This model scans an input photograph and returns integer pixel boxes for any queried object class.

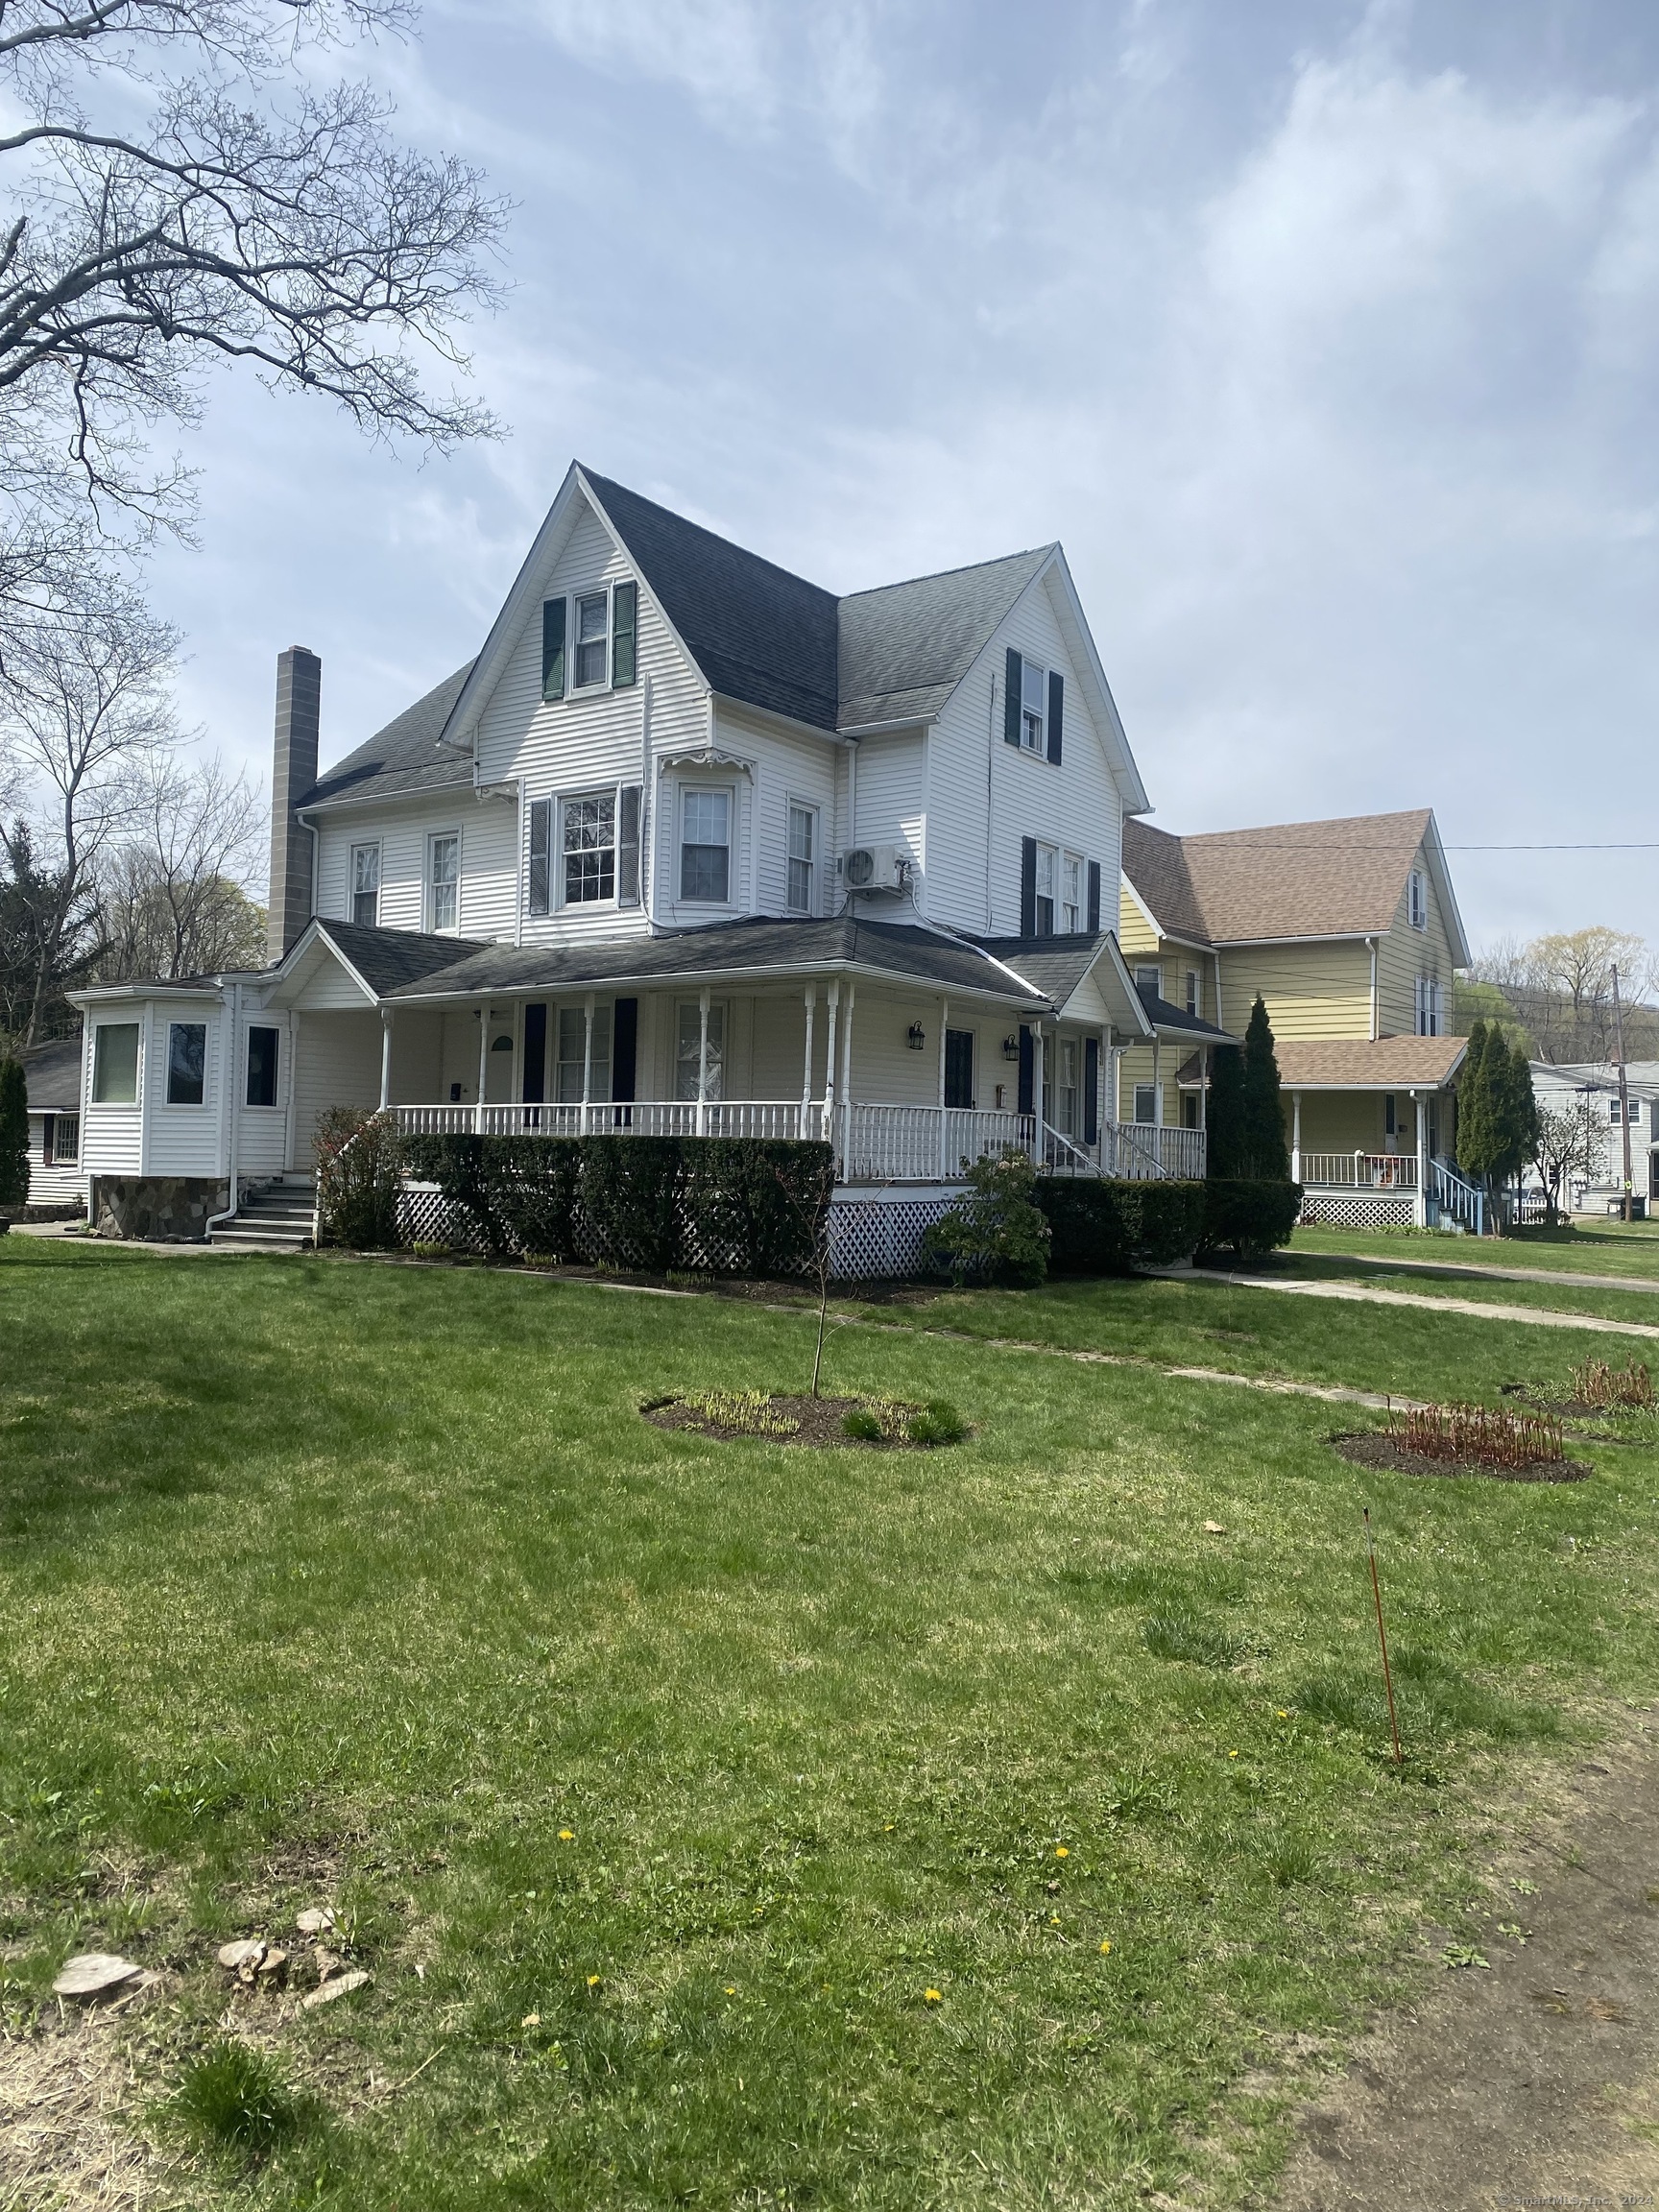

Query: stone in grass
[301,1969,371,2010]
[53,1953,144,1999]
[295,1907,335,1936]
[217,1939,265,1971]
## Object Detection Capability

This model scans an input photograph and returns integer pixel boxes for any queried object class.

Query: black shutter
[541,598,566,702]
[613,581,638,688]
[1004,647,1022,746]
[1046,670,1064,765]
[1018,1025,1034,1117]
[613,998,637,1102]
[1084,1037,1099,1146]
[1087,858,1101,934]
[41,1114,54,1164]
[521,1003,547,1104]
[528,798,551,916]
[617,784,641,906]
[1020,835,1037,937]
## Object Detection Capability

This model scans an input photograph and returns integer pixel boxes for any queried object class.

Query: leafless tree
[0,584,178,1038]
[0,0,507,653]
[1531,1100,1600,1225]
[1466,928,1659,1064]
[95,750,265,977]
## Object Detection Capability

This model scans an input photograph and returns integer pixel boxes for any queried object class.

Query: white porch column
[936,996,949,1178]
[475,1004,489,1132]
[379,1007,394,1112]
[801,983,816,1140]
[1034,1025,1046,1159]
[1414,1089,1429,1226]
[838,981,855,1175]
[1197,1046,1209,1130]
[822,981,840,1157]
[1151,1038,1162,1124]
[695,985,710,1138]
[1291,1091,1302,1183]
[582,993,595,1135]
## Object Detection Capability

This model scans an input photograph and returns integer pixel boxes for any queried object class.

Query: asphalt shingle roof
[1122,810,1435,946]
[19,1035,83,1112]
[299,661,477,808]
[1271,1037,1468,1088]
[836,549,1052,731]
[313,919,495,994]
[367,916,1047,1006]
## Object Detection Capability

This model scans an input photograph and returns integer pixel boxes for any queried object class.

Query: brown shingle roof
[1123,808,1434,946]
[1273,1037,1467,1090]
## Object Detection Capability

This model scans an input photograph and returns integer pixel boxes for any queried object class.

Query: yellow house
[1120,808,1481,1228]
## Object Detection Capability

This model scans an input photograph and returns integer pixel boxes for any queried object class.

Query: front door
[944,1029,974,1111]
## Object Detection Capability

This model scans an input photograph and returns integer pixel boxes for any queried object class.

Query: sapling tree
[1531,1099,1599,1224]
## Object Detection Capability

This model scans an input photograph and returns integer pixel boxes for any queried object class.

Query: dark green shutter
[521,1004,547,1104]
[612,581,637,688]
[613,998,637,1102]
[1004,647,1022,745]
[617,783,641,906]
[541,599,566,702]
[1084,1037,1099,1145]
[1046,670,1064,765]
[1018,1026,1034,1117]
[1020,836,1037,936]
[528,798,551,915]
[1087,859,1101,933]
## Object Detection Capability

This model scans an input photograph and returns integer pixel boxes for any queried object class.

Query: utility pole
[1612,964,1633,1223]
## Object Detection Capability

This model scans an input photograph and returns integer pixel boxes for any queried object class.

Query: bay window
[680,789,732,904]
[166,1022,207,1106]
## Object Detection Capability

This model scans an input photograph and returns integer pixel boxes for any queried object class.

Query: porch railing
[841,1103,1034,1182]
[1103,1122,1207,1182]
[394,1100,827,1141]
[1298,1151,1419,1190]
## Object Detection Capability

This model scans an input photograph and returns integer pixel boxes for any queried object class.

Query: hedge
[399,1132,835,1277]
[1035,1177,1208,1275]
[1196,1178,1303,1262]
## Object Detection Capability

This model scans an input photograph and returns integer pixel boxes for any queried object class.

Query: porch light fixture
[1002,1034,1020,1062]
[906,1023,926,1050]
[491,1033,514,1052]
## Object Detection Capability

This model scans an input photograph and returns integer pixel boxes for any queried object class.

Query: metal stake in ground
[1364,1507,1404,1767]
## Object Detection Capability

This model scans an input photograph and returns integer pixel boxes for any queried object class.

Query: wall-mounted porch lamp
[906,1022,926,1050]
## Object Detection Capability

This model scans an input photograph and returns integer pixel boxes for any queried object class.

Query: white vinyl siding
[313,791,517,943]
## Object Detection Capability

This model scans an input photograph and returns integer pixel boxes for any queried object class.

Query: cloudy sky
[148,0,1659,952]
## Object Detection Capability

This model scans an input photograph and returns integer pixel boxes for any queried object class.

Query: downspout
[1212,950,1223,1033]
[842,742,857,914]
[985,670,996,931]
[1366,936,1379,1041]
[204,981,241,1238]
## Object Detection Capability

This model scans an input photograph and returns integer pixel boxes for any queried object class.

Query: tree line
[1458,928,1658,1065]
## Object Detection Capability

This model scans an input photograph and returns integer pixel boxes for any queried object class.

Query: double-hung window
[1408,869,1428,929]
[1034,843,1057,935]
[556,1004,612,1103]
[787,802,816,915]
[166,1022,207,1106]
[1055,1038,1079,1136]
[574,592,610,689]
[564,793,615,903]
[1060,853,1082,933]
[1185,969,1200,1017]
[1021,659,1046,751]
[350,843,380,927]
[1413,974,1443,1036]
[1133,1082,1158,1124]
[429,834,460,932]
[680,789,731,904]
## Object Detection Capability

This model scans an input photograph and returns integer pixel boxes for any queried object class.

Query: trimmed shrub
[0,1057,27,1208]
[1035,1176,1208,1275]
[1197,1178,1303,1262]
[315,1106,403,1248]
[923,1148,1051,1286]
[582,1136,685,1269]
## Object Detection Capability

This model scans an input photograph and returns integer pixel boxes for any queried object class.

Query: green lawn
[1291,1220,1659,1282]
[1257,1254,1659,1330]
[3,1239,1658,2209]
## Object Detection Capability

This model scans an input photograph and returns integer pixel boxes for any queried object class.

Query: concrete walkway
[1191,1268,1659,1341]
[1298,1249,1659,1297]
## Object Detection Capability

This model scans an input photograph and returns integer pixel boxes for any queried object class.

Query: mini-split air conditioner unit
[840,844,907,894]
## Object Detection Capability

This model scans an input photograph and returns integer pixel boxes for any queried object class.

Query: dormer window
[1408,868,1428,929]
[543,581,638,701]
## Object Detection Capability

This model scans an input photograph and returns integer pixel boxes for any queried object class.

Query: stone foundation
[91,1176,230,1242]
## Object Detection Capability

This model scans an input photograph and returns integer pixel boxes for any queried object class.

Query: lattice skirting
[1300,1190,1416,1229]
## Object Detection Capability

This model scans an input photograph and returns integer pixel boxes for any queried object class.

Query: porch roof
[1273,1036,1468,1091]
[19,1034,83,1113]
[351,915,1054,1010]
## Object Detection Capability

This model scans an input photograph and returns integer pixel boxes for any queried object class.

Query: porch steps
[207,1177,316,1250]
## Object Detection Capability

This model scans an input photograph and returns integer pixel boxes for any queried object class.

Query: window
[1135,964,1162,1000]
[166,1022,207,1106]
[675,1001,725,1100]
[680,789,731,903]
[1633,1099,1645,1125]
[1021,658,1046,751]
[1408,869,1428,929]
[1055,1038,1079,1137]
[1133,1082,1158,1124]
[429,834,460,932]
[787,802,817,914]
[246,1026,279,1108]
[1061,853,1082,933]
[563,793,615,904]
[350,843,380,927]
[574,591,610,688]
[48,1113,79,1164]
[944,1029,974,1111]
[1384,1093,1397,1138]
[1414,975,1443,1036]
[1181,1093,1200,1129]
[1034,843,1056,935]
[1185,969,1199,1017]
[556,1005,612,1103]
[91,1022,139,1104]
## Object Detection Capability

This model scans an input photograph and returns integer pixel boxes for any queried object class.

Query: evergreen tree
[1456,1021,1491,1186]
[1240,996,1290,1179]
[1206,1044,1247,1178]
[1495,1043,1538,1189]
[0,1059,28,1208]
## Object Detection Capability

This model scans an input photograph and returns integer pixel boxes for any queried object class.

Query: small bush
[1390,1401,1563,1468]
[841,1407,884,1441]
[1569,1357,1653,1408]
[924,1149,1051,1286]
[906,1399,967,1447]
[315,1106,403,1249]
[1197,1179,1303,1262]
[1035,1177,1208,1275]
[411,1239,451,1261]
[175,2039,307,2158]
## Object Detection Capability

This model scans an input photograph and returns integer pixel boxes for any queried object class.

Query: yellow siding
[1377,844,1456,1037]
[1118,883,1159,954]
[1114,1045,1183,1128]
[1217,943,1373,1041]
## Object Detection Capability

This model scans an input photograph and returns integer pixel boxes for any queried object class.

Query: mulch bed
[1330,1431,1592,1483]
[1500,1382,1647,1422]
[641,1393,947,1450]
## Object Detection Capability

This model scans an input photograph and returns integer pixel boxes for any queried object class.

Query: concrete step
[208,1220,313,1248]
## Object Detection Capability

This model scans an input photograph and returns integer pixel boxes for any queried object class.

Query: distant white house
[16,1035,85,1210]
[1531,1060,1659,1215]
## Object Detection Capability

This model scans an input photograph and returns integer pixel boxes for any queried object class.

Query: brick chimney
[266,646,321,962]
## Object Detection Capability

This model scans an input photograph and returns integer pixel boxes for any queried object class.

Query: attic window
[574,593,609,688]
[1408,869,1428,930]
[1021,659,1046,751]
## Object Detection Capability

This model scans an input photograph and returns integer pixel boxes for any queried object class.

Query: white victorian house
[69,464,1222,1262]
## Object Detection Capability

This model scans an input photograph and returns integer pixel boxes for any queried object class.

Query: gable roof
[1123,809,1444,947]
[1272,1037,1468,1090]
[299,661,476,809]
[19,1035,83,1113]
[837,549,1052,730]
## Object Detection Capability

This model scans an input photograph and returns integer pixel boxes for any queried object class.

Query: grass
[1262,1254,1659,1328]
[2,1238,1658,2208]
[1290,1220,1659,1282]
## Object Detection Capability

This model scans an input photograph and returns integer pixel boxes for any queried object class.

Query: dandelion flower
[1054,1846,1070,1859]
[1099,1940,1112,1955]
[1276,1709,1288,1719]
[521,2011,541,2028]
[559,1829,575,1840]
[725,1986,736,1996]
[924,1988,943,2005]
[1228,1750,1238,1759]
[586,1974,601,1988]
